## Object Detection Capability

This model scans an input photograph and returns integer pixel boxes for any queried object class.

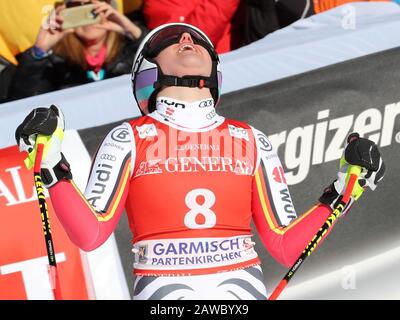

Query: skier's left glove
[15,105,72,188]
[319,133,385,217]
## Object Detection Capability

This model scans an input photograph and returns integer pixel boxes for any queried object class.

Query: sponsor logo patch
[138,245,148,263]
[136,124,158,139]
[111,128,130,143]
[257,133,272,151]
[272,166,286,184]
[199,99,214,108]
[100,154,116,161]
[228,125,249,141]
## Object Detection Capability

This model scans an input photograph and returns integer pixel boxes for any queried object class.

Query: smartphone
[60,4,101,29]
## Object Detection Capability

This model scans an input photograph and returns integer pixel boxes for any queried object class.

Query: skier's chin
[174,59,211,78]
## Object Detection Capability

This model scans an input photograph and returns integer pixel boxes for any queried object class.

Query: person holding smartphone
[9,0,147,100]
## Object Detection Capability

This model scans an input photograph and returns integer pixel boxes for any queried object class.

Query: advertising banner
[217,46,400,298]
[0,131,130,300]
[0,146,89,299]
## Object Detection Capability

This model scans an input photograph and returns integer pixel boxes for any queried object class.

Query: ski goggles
[144,25,217,59]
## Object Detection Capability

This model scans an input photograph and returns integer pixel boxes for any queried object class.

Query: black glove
[320,133,385,214]
[15,105,72,187]
[344,133,385,191]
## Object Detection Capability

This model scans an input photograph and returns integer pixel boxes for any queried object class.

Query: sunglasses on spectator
[144,25,218,59]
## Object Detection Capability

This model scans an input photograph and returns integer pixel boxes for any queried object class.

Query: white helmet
[131,23,222,114]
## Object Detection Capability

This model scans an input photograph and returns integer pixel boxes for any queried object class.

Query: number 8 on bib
[184,188,216,229]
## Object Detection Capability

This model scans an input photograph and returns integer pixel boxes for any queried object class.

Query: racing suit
[49,97,335,299]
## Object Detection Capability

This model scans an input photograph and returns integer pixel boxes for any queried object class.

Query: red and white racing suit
[49,97,335,299]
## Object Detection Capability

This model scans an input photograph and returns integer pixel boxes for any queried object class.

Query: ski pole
[268,165,361,300]
[33,136,62,300]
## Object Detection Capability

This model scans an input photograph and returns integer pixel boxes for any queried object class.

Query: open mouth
[178,44,196,54]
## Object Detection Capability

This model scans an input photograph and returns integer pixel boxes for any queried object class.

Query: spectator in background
[242,0,280,47]
[0,0,143,64]
[9,0,147,101]
[0,56,16,103]
[143,0,245,54]
[0,36,16,103]
[243,0,394,47]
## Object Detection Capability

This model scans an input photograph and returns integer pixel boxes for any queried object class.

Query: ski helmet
[131,23,222,114]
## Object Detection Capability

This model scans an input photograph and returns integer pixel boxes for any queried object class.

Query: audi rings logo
[100,154,116,161]
[206,110,216,120]
[199,99,213,108]
[111,128,130,143]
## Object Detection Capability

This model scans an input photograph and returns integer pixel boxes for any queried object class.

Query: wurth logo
[268,101,400,185]
[166,107,175,116]
[272,166,286,184]
[279,188,296,219]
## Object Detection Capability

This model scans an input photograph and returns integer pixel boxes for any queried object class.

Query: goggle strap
[154,75,218,90]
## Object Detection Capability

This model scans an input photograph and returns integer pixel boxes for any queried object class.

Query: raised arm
[50,122,134,250]
[15,106,134,251]
[250,127,385,267]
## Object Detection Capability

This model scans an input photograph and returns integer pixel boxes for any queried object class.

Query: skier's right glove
[15,105,72,188]
[319,133,385,217]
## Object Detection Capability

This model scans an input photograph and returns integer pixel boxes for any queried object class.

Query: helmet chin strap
[153,58,218,91]
[153,75,218,90]
[148,74,216,115]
